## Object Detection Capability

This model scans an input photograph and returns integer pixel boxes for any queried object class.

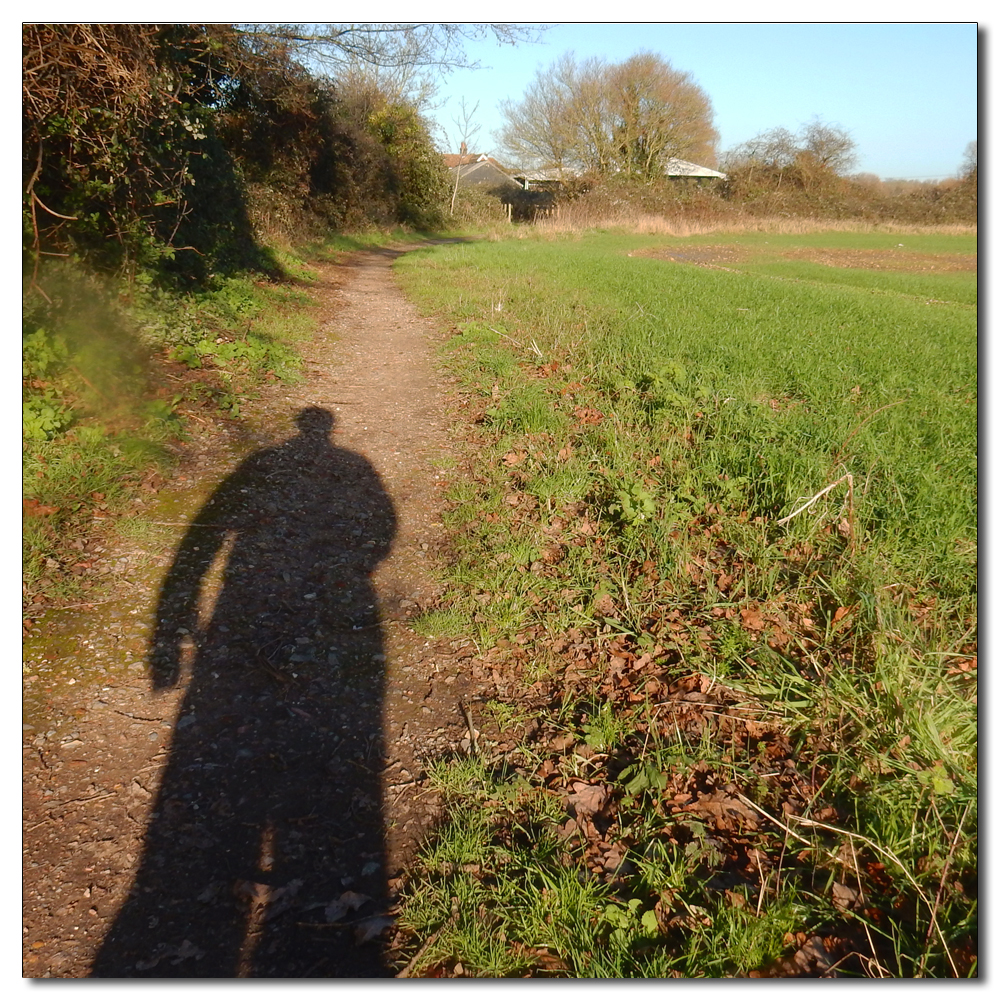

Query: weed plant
[22,251,320,606]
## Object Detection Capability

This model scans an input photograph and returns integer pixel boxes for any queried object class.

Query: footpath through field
[23,244,489,978]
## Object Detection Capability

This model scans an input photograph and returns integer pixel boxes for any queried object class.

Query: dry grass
[531,207,977,239]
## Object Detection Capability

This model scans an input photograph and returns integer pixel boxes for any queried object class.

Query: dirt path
[22,245,491,978]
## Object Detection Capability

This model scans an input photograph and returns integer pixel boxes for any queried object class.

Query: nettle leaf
[624,764,667,796]
[610,481,657,525]
[602,903,631,929]
[617,761,663,796]
[916,764,955,796]
[659,360,688,384]
[170,344,202,369]
[661,389,691,409]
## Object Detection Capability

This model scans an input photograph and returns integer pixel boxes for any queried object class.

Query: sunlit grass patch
[411,608,470,639]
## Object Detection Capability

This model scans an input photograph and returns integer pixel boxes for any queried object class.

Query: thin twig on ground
[396,896,460,978]
[458,699,479,755]
[776,473,853,527]
[735,792,959,977]
[777,473,855,552]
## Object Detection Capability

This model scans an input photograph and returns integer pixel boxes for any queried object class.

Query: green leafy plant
[608,481,657,525]
[23,397,73,441]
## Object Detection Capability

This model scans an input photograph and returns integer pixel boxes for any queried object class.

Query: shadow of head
[294,406,335,438]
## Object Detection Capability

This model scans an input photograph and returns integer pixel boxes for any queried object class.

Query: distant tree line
[492,51,974,225]
[714,119,976,220]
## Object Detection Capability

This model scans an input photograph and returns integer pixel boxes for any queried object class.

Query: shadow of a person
[92,407,397,977]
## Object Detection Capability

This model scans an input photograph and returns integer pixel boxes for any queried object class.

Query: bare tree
[242,23,544,76]
[799,117,857,174]
[497,50,717,180]
[721,126,798,189]
[565,55,617,174]
[449,98,481,215]
[722,126,797,171]
[330,56,440,112]
[496,52,579,175]
[960,140,977,180]
[229,24,545,115]
[606,52,718,179]
[723,118,857,183]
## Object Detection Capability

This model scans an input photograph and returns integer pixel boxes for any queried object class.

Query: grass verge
[23,239,337,611]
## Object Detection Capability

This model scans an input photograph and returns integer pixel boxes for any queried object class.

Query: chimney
[460,141,467,157]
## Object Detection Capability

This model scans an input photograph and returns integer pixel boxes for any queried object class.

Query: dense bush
[542,167,976,230]
[720,158,977,224]
[23,24,449,290]
[450,185,514,228]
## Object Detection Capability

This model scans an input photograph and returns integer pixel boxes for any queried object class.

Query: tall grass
[532,206,977,239]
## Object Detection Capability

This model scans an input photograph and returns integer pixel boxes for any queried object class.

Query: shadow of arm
[149,520,226,690]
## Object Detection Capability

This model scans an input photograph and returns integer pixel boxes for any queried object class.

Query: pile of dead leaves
[392,652,975,977]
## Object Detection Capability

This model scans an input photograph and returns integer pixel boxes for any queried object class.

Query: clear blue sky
[424,22,979,181]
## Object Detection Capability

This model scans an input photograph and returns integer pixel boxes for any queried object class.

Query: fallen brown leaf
[566,780,610,819]
[354,914,395,945]
[593,593,616,616]
[324,890,371,923]
[573,406,604,425]
[831,881,860,912]
[683,788,758,831]
[23,498,60,517]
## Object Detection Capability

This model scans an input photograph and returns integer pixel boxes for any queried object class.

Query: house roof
[444,153,725,187]
[448,159,521,190]
[512,166,570,184]
[442,152,510,170]
[664,158,727,179]
[512,159,726,181]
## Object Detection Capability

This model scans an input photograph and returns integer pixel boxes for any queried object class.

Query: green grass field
[392,230,977,978]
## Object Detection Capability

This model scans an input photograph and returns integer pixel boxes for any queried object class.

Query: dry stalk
[735,792,959,977]
[919,799,971,976]
[777,472,855,552]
